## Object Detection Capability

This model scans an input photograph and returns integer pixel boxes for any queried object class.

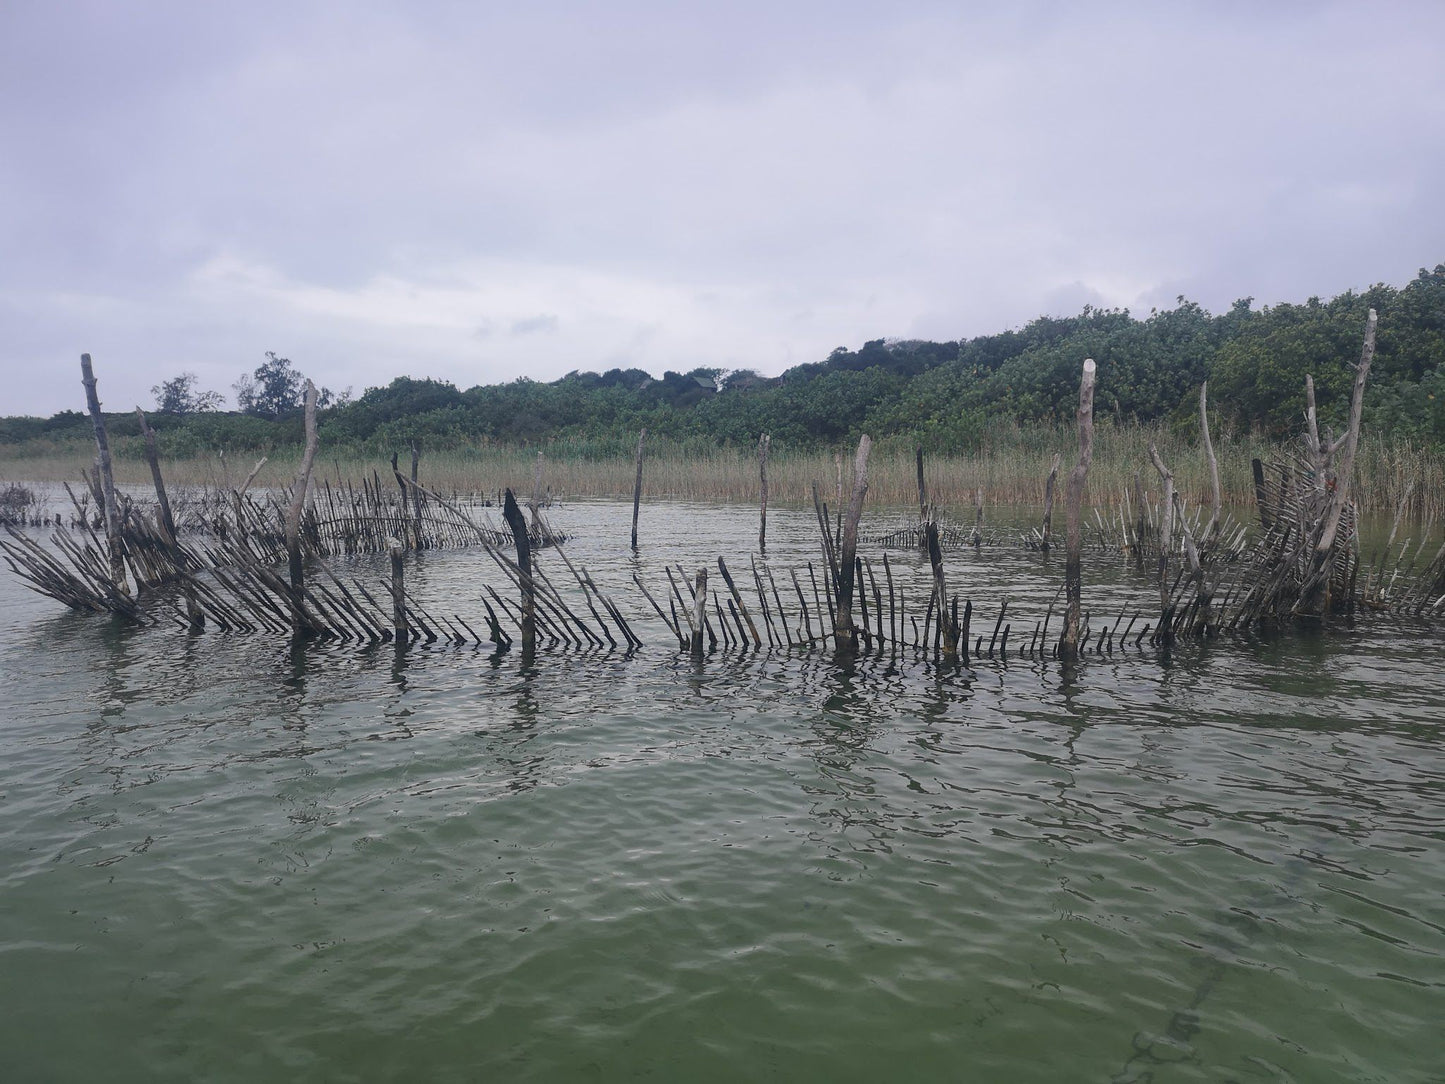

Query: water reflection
[3,501,1444,1082]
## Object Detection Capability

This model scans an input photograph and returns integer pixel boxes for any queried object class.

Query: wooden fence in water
[4,321,1443,668]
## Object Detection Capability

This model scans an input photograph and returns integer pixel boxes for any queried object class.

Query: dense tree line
[4,265,1443,459]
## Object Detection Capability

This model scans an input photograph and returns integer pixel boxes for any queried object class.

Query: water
[2,500,1442,1082]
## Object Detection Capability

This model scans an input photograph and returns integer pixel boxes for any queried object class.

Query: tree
[152,372,224,414]
[234,352,332,417]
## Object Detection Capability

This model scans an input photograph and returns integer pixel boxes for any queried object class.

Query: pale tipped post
[690,568,708,658]
[389,536,407,642]
[79,354,131,600]
[284,381,320,634]
[1061,359,1095,662]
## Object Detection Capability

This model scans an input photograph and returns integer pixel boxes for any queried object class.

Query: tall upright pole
[1061,359,1095,662]
[630,429,646,550]
[79,353,130,600]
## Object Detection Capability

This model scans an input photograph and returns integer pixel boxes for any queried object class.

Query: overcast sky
[3,1,1442,417]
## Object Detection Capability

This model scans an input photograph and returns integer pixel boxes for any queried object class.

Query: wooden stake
[630,428,646,550]
[530,450,544,533]
[1199,381,1222,547]
[1040,452,1061,552]
[1147,442,1176,649]
[1061,359,1096,662]
[501,489,536,654]
[758,433,770,554]
[925,522,957,661]
[285,382,321,635]
[389,538,407,642]
[690,568,707,658]
[1299,308,1377,615]
[135,407,202,629]
[1251,458,1272,529]
[915,447,928,546]
[79,354,130,600]
[832,434,871,654]
[717,556,761,646]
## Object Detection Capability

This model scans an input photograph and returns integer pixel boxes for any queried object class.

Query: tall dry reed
[4,424,1443,519]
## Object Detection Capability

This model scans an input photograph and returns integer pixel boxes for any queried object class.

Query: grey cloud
[2,2,1443,415]
[510,315,560,336]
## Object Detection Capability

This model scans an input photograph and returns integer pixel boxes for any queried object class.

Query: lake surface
[2,499,1442,1082]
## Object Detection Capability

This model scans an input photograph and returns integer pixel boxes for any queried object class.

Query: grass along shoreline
[4,425,1444,522]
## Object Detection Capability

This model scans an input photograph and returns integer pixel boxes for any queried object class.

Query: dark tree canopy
[7,265,1444,457]
[152,372,225,414]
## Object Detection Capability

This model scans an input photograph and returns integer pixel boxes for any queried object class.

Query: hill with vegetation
[4,265,1443,463]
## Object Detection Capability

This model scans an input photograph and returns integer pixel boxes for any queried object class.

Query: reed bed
[5,425,1445,519]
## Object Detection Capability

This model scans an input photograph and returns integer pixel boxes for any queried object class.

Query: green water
[1,502,1442,1082]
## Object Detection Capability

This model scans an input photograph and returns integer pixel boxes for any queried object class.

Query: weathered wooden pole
[630,429,646,550]
[1132,469,1147,568]
[410,439,424,544]
[832,434,871,654]
[1173,492,1213,635]
[1303,374,1329,489]
[391,452,415,550]
[717,557,761,646]
[79,353,130,600]
[501,489,536,653]
[135,407,202,628]
[1061,359,1095,662]
[1147,442,1176,648]
[389,537,407,642]
[1199,382,1222,548]
[1251,459,1272,529]
[530,450,545,533]
[1299,308,1377,615]
[925,522,957,661]
[757,433,771,554]
[1040,452,1061,552]
[915,447,928,543]
[690,568,708,658]
[285,381,320,635]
